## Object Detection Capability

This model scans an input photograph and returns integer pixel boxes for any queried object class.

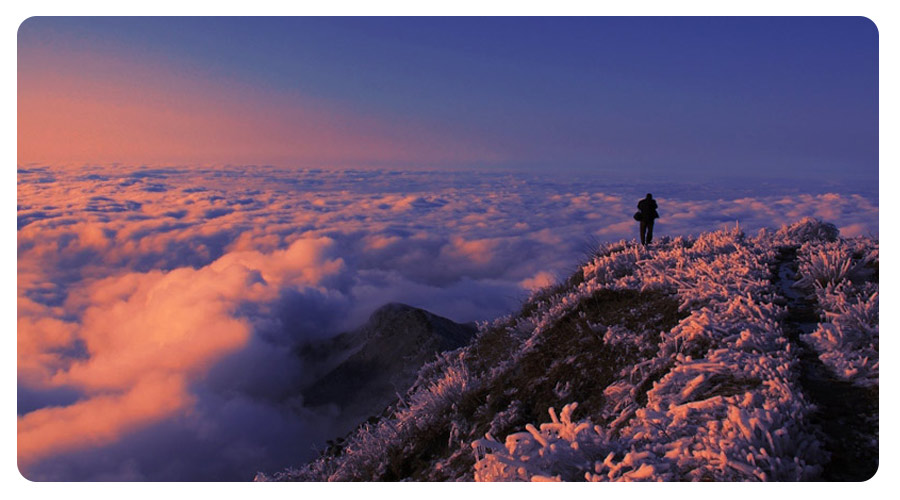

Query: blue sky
[19,16,878,181]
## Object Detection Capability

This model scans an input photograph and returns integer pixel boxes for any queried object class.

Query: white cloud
[16,164,878,479]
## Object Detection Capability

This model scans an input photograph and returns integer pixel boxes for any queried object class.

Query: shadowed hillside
[301,303,477,431]
[260,218,878,482]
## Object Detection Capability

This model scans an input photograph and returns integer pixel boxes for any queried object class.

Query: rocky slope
[262,218,878,482]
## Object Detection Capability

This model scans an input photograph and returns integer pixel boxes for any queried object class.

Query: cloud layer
[16,164,878,480]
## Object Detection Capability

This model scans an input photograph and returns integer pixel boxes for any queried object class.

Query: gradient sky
[16,16,881,480]
[18,16,877,182]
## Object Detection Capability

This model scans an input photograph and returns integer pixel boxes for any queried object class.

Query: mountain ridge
[261,218,878,482]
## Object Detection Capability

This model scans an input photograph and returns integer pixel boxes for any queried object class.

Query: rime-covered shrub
[774,217,839,245]
[795,240,876,291]
[796,238,879,386]
[396,358,475,424]
[581,244,642,286]
[472,223,828,481]
[472,404,612,481]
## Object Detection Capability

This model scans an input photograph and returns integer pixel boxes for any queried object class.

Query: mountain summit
[265,219,878,482]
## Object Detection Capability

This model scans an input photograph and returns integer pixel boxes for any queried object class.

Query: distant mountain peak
[301,302,477,426]
[364,302,475,347]
[372,302,415,313]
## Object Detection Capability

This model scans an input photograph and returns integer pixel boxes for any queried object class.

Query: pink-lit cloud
[16,164,877,479]
[19,373,189,468]
[18,234,342,469]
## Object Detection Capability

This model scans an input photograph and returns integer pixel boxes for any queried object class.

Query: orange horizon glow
[18,42,500,168]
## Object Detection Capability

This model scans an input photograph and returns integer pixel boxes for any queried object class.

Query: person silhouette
[637,193,659,246]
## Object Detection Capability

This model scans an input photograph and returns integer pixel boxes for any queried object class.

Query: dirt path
[773,246,878,481]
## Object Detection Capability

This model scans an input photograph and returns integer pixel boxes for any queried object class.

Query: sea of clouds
[16,164,877,480]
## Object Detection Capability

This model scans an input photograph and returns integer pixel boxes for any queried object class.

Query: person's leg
[640,220,647,245]
[646,221,654,244]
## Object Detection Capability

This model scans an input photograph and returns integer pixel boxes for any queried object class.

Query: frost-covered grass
[472,223,830,481]
[260,218,877,482]
[793,228,879,387]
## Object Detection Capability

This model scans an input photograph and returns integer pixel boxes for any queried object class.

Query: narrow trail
[773,246,878,481]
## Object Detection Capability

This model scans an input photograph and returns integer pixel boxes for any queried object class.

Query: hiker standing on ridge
[636,193,659,246]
